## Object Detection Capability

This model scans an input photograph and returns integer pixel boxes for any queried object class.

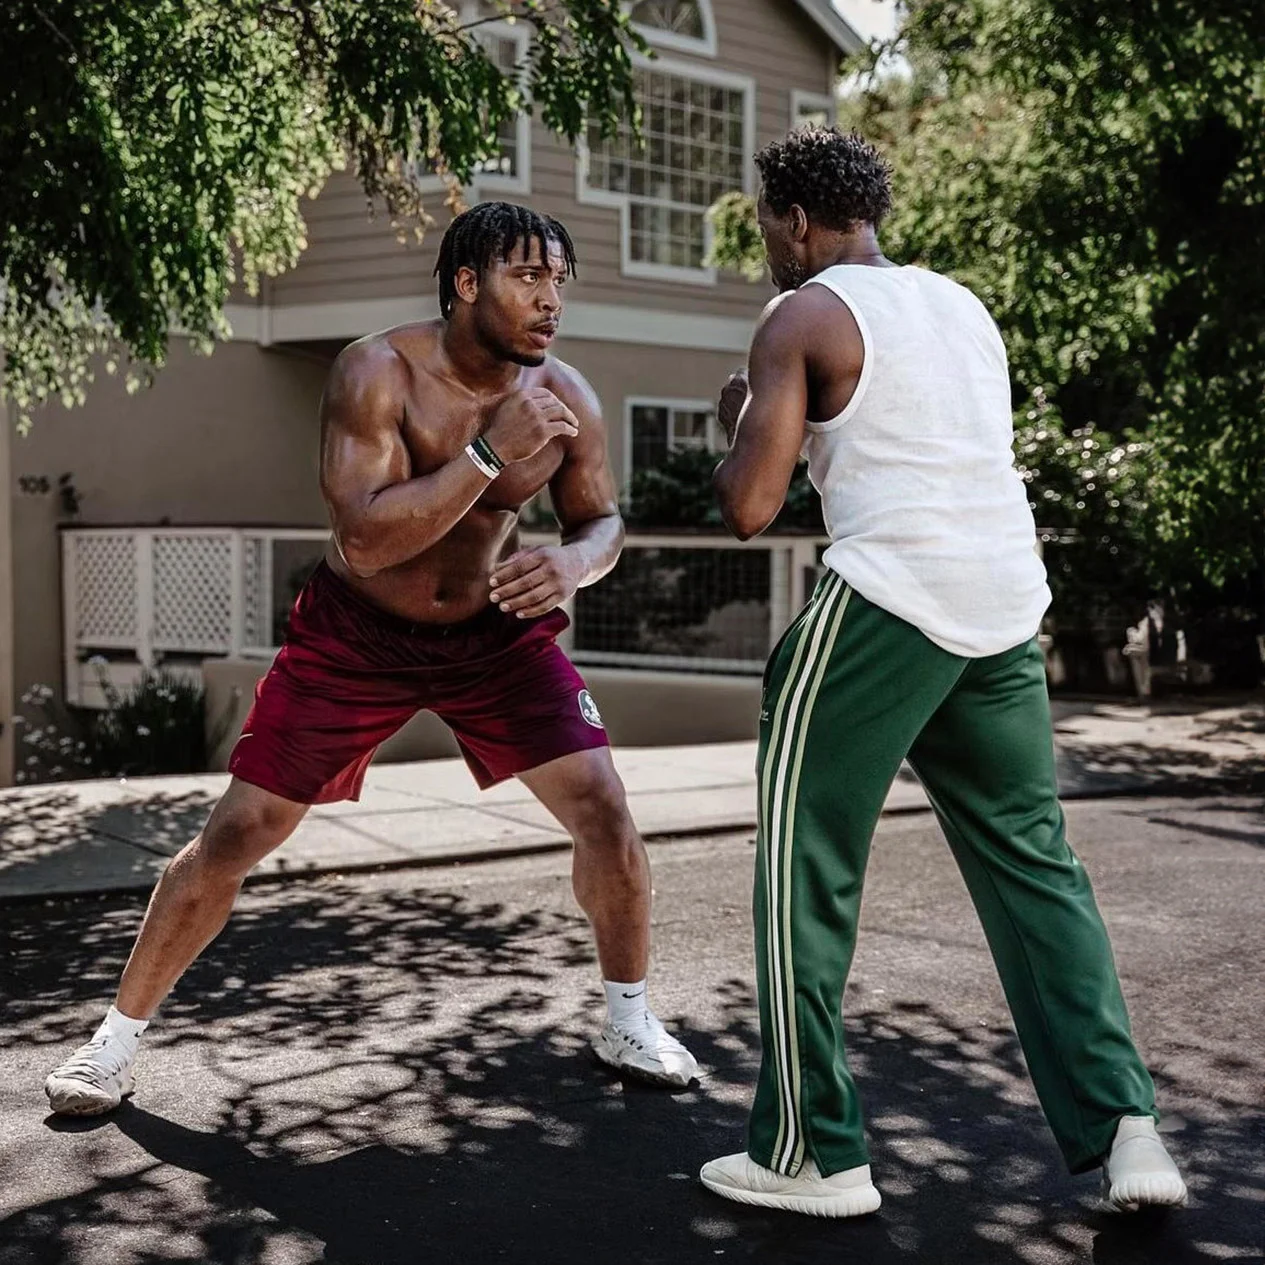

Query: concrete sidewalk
[1,696,1261,902]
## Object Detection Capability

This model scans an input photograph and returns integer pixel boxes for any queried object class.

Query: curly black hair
[755,127,893,230]
[434,201,577,318]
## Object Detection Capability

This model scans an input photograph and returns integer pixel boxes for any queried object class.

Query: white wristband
[465,443,500,480]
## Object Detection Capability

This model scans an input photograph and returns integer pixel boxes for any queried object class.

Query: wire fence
[61,527,828,704]
[525,533,825,675]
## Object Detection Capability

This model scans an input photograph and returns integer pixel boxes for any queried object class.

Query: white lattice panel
[152,534,233,652]
[72,535,137,644]
[242,536,267,647]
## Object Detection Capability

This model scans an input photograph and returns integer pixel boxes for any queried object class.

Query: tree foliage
[710,0,1265,605]
[705,190,765,282]
[2,0,643,427]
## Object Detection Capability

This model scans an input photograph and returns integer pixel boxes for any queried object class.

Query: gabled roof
[791,0,865,54]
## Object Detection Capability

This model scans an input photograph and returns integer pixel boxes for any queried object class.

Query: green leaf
[2,0,640,428]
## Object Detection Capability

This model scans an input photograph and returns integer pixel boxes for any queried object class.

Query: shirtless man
[45,201,699,1115]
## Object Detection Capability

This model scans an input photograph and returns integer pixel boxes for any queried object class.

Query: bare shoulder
[541,355,603,422]
[323,325,437,431]
[326,334,406,407]
[765,285,844,330]
[749,287,833,355]
[333,320,447,388]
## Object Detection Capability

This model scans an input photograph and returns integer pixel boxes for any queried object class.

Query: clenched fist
[483,388,580,465]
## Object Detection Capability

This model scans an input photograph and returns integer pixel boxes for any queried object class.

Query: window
[628,399,719,474]
[631,0,704,38]
[415,19,531,193]
[628,0,717,56]
[471,28,530,189]
[791,90,835,131]
[582,61,753,281]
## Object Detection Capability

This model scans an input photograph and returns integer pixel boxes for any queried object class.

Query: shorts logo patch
[578,689,604,729]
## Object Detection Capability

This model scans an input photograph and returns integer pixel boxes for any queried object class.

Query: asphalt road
[1,795,1262,1265]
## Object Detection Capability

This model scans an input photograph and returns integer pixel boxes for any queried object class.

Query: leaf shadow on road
[1123,798,1265,852]
[1,879,1260,1265]
[1056,744,1265,799]
[0,787,217,896]
[1050,700,1265,800]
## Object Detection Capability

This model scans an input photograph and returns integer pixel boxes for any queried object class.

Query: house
[0,0,859,786]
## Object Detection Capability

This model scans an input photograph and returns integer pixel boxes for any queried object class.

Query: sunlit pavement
[2,795,1261,1264]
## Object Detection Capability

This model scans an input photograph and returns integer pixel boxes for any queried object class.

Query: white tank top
[802,264,1051,658]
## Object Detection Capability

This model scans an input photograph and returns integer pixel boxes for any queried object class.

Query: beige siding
[204,659,759,769]
[268,172,437,307]
[551,335,740,489]
[8,342,330,734]
[1,1,843,785]
[270,0,835,321]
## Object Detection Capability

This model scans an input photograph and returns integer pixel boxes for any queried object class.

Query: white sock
[97,1005,149,1051]
[604,979,648,1029]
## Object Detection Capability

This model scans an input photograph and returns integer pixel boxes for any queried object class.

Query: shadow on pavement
[1,879,1260,1264]
[1053,702,1265,799]
[1124,798,1265,852]
[0,787,216,896]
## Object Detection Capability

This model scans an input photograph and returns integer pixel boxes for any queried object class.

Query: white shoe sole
[700,1168,882,1218]
[44,1073,133,1117]
[1103,1173,1188,1212]
[591,1033,696,1089]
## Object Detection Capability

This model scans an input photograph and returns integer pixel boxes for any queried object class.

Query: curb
[0,817,765,910]
[5,777,1260,909]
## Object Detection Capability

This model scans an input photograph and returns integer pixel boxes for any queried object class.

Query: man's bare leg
[45,779,308,1114]
[518,748,650,982]
[116,780,310,1017]
[518,749,697,1087]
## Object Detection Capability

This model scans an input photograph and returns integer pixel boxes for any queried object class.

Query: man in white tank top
[699,127,1186,1219]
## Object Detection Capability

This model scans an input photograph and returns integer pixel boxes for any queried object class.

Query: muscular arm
[320,340,489,578]
[713,295,812,540]
[489,367,623,617]
[549,369,623,585]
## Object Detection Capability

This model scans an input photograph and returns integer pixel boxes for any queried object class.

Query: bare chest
[402,399,563,512]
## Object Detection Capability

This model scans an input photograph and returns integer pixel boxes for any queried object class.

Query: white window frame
[413,16,532,197]
[627,0,718,58]
[624,395,720,490]
[577,56,756,287]
[790,89,835,130]
[469,20,533,196]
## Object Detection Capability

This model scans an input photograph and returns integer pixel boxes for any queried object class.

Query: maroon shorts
[228,563,609,803]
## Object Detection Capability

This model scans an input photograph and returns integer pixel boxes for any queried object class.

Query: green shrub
[14,666,225,783]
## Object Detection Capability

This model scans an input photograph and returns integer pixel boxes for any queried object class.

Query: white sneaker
[1103,1116,1188,1211]
[44,1034,137,1116]
[592,1010,699,1088]
[701,1151,882,1218]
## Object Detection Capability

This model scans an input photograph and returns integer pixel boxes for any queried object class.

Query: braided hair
[434,201,577,318]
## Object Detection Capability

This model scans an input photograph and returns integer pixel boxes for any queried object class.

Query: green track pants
[748,572,1156,1178]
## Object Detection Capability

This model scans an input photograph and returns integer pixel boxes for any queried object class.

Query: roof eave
[791,0,866,55]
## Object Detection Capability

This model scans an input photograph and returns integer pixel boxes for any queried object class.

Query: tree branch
[33,6,79,57]
[455,0,570,34]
